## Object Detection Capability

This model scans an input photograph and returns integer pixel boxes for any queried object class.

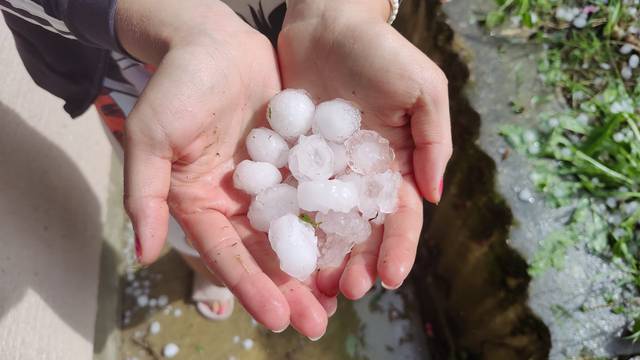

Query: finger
[232,216,328,339]
[339,225,383,300]
[179,210,290,332]
[306,273,338,317]
[124,132,172,265]
[377,177,423,289]
[316,257,348,297]
[411,64,452,204]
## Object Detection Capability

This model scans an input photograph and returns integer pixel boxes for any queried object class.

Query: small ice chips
[233,89,401,281]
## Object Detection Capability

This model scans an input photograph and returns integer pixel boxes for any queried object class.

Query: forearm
[115,0,247,65]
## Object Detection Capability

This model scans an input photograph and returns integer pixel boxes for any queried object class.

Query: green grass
[484,0,640,341]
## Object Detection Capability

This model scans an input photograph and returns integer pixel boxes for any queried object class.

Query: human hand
[118,0,333,338]
[278,0,452,298]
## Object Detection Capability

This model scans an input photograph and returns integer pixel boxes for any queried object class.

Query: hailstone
[267,89,315,140]
[345,130,395,175]
[247,184,299,232]
[233,160,282,195]
[288,134,334,181]
[297,179,359,213]
[328,142,348,176]
[246,127,289,168]
[268,214,318,280]
[312,99,361,142]
[316,209,371,244]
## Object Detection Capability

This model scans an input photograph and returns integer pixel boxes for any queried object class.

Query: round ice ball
[246,127,289,168]
[317,233,354,268]
[312,99,361,143]
[268,214,318,280]
[248,184,299,232]
[297,179,359,213]
[357,170,402,219]
[233,160,282,195]
[288,134,334,181]
[345,130,395,175]
[267,89,315,140]
[328,142,348,176]
[316,209,371,244]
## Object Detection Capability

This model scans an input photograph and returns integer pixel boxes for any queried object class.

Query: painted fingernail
[328,306,337,317]
[381,281,402,290]
[272,325,288,333]
[439,178,444,198]
[308,335,323,341]
[135,235,142,262]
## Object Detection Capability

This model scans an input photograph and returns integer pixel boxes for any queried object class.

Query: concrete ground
[0,18,115,360]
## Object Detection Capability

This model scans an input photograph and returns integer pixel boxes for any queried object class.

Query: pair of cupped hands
[119,0,451,339]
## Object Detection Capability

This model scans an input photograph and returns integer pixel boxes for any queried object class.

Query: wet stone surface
[407,0,640,358]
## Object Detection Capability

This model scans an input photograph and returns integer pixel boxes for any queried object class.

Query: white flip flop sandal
[192,272,235,321]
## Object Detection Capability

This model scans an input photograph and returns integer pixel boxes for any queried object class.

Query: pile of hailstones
[233,89,401,281]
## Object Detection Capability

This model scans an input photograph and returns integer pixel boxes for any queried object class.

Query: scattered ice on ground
[136,295,149,307]
[242,338,254,350]
[233,160,282,195]
[246,127,290,168]
[268,214,318,280]
[518,188,535,204]
[620,43,633,55]
[316,210,371,244]
[312,99,361,142]
[572,14,588,28]
[232,335,240,344]
[630,54,639,69]
[149,321,161,335]
[149,298,157,307]
[267,89,315,140]
[157,295,169,307]
[555,7,580,22]
[162,343,179,358]
[288,135,334,181]
[621,66,633,80]
[248,184,299,232]
[173,308,182,317]
[346,130,395,175]
[250,318,258,327]
[297,180,359,213]
[328,142,348,176]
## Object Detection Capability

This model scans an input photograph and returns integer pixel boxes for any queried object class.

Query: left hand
[278,0,452,299]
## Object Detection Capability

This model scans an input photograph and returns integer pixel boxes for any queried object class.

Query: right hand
[117,0,333,338]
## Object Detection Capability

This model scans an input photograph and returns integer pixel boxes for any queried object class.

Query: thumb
[124,124,172,265]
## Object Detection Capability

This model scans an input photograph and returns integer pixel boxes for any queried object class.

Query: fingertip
[377,257,410,290]
[413,148,447,204]
[339,268,373,300]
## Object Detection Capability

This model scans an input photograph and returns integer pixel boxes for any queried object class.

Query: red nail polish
[438,178,444,198]
[135,235,142,261]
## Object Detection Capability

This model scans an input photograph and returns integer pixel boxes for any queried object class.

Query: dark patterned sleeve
[0,0,120,51]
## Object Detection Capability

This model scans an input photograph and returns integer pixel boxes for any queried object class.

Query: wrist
[115,0,249,64]
[285,0,391,25]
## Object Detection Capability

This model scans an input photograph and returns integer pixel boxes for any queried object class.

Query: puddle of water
[116,249,428,360]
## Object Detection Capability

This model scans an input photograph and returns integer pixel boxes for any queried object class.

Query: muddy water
[395,1,551,359]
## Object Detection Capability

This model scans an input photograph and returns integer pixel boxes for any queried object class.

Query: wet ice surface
[268,214,318,281]
[240,90,401,280]
[288,134,335,181]
[345,130,395,175]
[267,89,315,140]
[298,180,359,214]
[233,160,282,195]
[247,184,299,232]
[246,127,289,168]
[312,99,361,143]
